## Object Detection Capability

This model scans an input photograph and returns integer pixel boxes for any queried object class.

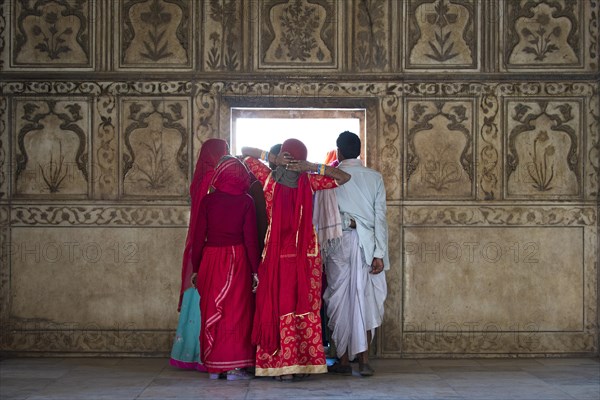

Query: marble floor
[0,357,598,400]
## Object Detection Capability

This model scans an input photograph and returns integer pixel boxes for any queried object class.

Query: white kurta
[324,158,389,359]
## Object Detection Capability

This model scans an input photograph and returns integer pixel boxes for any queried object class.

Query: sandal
[358,363,374,377]
[327,362,352,376]
[209,372,226,380]
[293,373,311,381]
[273,374,294,382]
[226,368,253,381]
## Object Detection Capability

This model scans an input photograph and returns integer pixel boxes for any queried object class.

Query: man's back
[334,158,388,269]
[335,159,384,226]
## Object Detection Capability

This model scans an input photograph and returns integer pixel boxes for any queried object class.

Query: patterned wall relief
[119,0,192,69]
[0,205,9,323]
[406,0,478,69]
[0,1,6,70]
[587,86,599,199]
[504,0,582,69]
[505,99,582,199]
[0,96,7,200]
[94,92,118,200]
[352,0,391,71]
[14,98,90,197]
[121,98,189,198]
[12,0,92,68]
[405,99,475,199]
[202,0,243,71]
[257,0,339,69]
[380,88,401,200]
[478,85,501,200]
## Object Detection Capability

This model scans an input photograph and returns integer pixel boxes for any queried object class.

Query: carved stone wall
[0,0,598,357]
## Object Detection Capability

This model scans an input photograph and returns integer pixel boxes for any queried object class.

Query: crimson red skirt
[197,244,255,373]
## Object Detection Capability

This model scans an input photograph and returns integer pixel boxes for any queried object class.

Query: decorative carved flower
[141,0,171,26]
[45,12,59,25]
[535,13,550,26]
[536,131,549,142]
[513,103,531,121]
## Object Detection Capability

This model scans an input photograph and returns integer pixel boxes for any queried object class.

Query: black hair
[336,131,361,159]
[269,143,282,170]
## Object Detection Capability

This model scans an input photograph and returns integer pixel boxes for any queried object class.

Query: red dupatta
[178,139,228,311]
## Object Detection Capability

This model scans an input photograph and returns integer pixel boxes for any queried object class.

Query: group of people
[169,132,389,381]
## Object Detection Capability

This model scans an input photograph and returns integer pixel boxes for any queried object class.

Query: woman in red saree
[190,156,260,380]
[170,138,228,371]
[242,139,350,380]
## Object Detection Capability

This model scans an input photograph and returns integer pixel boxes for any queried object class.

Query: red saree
[244,141,337,376]
[193,157,259,373]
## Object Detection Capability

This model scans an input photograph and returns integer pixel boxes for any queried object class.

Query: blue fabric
[170,287,201,365]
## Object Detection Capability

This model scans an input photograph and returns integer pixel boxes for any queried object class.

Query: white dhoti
[323,229,387,360]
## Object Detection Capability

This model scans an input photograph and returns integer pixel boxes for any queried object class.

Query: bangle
[315,163,320,173]
[263,151,270,162]
[319,164,326,175]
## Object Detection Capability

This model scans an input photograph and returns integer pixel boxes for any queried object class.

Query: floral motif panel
[405,0,479,70]
[11,0,93,68]
[352,0,392,72]
[13,98,90,198]
[405,99,475,199]
[120,98,190,198]
[202,0,244,71]
[505,99,582,199]
[502,0,592,70]
[117,0,193,69]
[256,0,340,69]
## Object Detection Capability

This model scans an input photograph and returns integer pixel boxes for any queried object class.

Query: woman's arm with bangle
[287,160,351,185]
[241,146,290,168]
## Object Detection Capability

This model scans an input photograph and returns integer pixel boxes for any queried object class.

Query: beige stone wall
[0,0,598,357]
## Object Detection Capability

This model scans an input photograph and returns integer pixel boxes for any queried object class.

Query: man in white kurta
[324,131,388,377]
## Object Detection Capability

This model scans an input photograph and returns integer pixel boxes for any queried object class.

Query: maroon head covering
[281,138,308,161]
[210,156,251,196]
[178,139,228,311]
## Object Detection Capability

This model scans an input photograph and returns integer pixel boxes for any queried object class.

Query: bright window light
[231,108,365,163]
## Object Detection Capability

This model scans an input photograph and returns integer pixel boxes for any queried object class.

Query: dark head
[336,131,361,161]
[269,143,282,170]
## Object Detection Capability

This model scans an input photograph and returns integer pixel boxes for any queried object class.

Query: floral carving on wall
[13,0,90,66]
[506,100,581,198]
[121,0,190,67]
[259,0,337,68]
[0,97,6,199]
[354,0,389,71]
[121,99,188,197]
[0,2,6,70]
[407,0,477,68]
[406,100,474,198]
[204,0,242,71]
[14,99,89,196]
[506,1,580,67]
